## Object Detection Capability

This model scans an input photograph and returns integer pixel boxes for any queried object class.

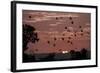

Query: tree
[23,24,39,62]
[80,48,88,59]
[70,50,76,60]
[75,51,81,59]
[23,24,39,51]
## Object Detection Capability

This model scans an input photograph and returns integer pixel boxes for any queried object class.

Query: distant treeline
[23,48,90,63]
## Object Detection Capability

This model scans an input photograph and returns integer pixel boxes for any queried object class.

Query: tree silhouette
[75,51,81,59]
[70,50,76,60]
[69,48,90,60]
[23,24,39,62]
[80,48,88,59]
[23,24,39,51]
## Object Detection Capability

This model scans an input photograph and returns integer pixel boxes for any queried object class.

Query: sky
[23,10,91,54]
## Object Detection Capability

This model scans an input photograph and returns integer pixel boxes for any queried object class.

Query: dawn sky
[23,10,91,54]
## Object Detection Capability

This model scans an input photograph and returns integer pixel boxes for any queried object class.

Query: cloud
[85,23,90,26]
[83,27,90,32]
[68,27,74,31]
[49,23,60,26]
[23,11,79,23]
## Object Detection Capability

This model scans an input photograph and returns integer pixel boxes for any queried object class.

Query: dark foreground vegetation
[23,48,90,62]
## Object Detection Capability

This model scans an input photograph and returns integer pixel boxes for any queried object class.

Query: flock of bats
[27,15,90,52]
